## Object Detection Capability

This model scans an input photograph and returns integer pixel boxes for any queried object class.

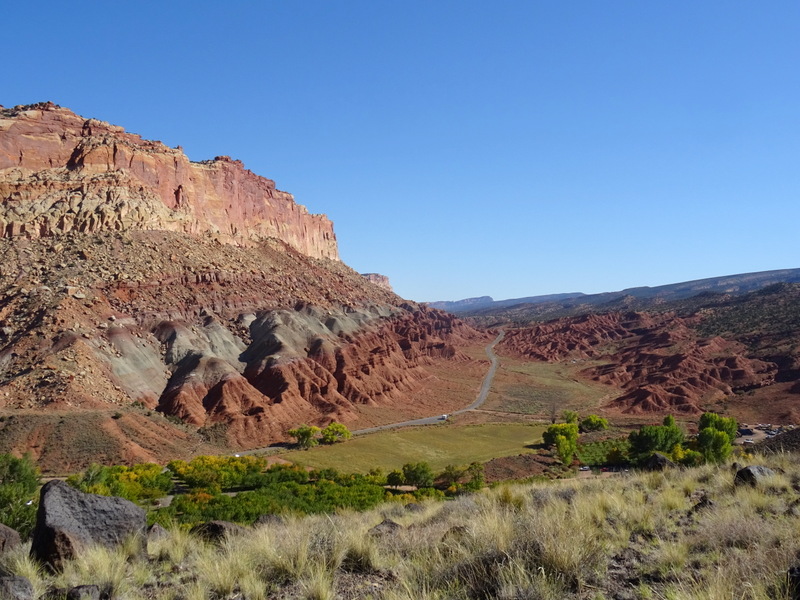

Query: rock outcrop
[30,480,146,571]
[0,104,486,472]
[361,273,393,291]
[0,102,338,259]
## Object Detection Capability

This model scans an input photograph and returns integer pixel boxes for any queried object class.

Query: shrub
[628,423,684,464]
[402,462,434,488]
[167,455,269,492]
[580,414,609,432]
[68,462,174,503]
[555,434,576,466]
[697,428,732,464]
[288,425,321,449]
[543,422,579,447]
[0,453,39,538]
[319,422,352,444]
[562,410,579,424]
[698,412,738,443]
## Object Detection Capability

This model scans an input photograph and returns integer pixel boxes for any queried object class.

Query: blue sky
[3,2,799,302]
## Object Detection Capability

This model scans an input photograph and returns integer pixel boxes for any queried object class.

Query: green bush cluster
[287,422,353,449]
[67,462,174,503]
[0,453,39,538]
[576,439,631,466]
[167,455,269,493]
[151,464,424,526]
[543,422,579,465]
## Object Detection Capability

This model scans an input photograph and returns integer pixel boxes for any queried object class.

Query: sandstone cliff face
[361,273,393,292]
[0,102,338,259]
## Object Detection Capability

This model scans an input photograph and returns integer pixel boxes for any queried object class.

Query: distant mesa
[435,269,800,319]
[361,273,393,292]
[428,296,496,312]
[0,102,338,260]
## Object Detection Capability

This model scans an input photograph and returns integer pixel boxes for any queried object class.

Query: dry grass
[4,455,800,599]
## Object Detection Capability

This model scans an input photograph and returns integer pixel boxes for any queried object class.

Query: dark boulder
[66,585,102,600]
[643,452,675,471]
[30,480,146,572]
[190,520,246,543]
[369,519,402,535]
[734,465,776,487]
[0,576,33,600]
[0,523,21,554]
[404,502,426,513]
[789,565,800,600]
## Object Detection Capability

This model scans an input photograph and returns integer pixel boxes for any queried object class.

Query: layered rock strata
[0,102,338,259]
[361,273,393,291]
[0,231,481,467]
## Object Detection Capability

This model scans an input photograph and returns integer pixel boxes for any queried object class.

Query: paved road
[353,330,505,436]
[236,331,506,455]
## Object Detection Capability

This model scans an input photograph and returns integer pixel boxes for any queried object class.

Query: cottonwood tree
[320,422,352,444]
[288,425,321,449]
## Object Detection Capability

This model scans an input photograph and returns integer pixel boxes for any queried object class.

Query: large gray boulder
[734,465,776,487]
[30,480,146,571]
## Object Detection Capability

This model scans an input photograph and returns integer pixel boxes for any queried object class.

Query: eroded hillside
[0,104,486,471]
[497,285,800,420]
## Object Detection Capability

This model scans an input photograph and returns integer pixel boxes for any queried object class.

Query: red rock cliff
[0,102,338,259]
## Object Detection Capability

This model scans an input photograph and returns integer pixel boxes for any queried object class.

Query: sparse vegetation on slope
[4,455,800,599]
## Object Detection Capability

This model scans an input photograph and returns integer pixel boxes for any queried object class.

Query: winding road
[353,330,505,436]
[237,331,506,456]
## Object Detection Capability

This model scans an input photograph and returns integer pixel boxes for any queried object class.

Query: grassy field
[282,423,546,473]
[485,357,612,416]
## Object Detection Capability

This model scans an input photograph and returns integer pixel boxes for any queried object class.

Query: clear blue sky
[3,2,799,302]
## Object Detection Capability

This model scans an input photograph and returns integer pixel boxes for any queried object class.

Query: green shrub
[320,422,352,444]
[698,412,738,443]
[67,462,173,503]
[402,462,434,488]
[0,453,39,538]
[287,424,321,449]
[543,422,579,447]
[580,414,609,432]
[628,423,684,464]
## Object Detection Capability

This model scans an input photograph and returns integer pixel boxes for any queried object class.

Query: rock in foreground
[30,480,146,571]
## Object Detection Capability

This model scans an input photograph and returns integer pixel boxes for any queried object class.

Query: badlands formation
[0,103,483,471]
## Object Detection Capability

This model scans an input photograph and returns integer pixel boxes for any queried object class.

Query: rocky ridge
[499,312,778,415]
[0,102,338,259]
[0,104,485,471]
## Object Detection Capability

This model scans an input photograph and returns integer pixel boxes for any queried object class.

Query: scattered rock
[0,523,21,554]
[146,523,169,542]
[369,519,402,535]
[66,585,102,600]
[189,520,246,543]
[734,465,776,487]
[253,514,285,527]
[689,491,715,514]
[404,502,425,513]
[643,452,675,471]
[0,576,34,600]
[30,480,146,571]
